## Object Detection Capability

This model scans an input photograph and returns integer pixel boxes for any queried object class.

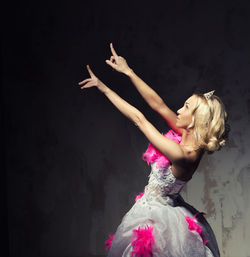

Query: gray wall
[3,0,250,256]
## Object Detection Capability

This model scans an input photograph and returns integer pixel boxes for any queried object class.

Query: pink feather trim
[105,234,115,250]
[135,191,145,202]
[130,225,155,257]
[185,213,209,245]
[142,129,182,169]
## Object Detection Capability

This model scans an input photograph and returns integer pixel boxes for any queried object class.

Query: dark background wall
[2,0,250,256]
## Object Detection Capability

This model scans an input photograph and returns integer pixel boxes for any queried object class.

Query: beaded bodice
[144,162,187,205]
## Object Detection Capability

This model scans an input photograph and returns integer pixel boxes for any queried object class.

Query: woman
[78,43,229,257]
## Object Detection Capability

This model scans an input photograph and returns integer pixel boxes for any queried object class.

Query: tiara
[203,90,215,100]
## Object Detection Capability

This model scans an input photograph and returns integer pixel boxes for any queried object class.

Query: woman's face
[176,95,197,129]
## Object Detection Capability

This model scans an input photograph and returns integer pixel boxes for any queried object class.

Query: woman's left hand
[78,65,101,90]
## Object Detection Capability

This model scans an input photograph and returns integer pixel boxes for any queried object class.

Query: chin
[176,124,186,129]
[176,122,181,128]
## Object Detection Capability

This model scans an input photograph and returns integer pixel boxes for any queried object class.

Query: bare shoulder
[171,148,204,181]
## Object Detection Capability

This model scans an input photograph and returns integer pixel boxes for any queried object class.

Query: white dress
[106,162,220,257]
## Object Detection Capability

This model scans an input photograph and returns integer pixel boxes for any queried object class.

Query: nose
[177,108,181,115]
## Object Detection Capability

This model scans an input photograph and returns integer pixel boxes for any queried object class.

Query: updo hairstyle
[187,92,230,154]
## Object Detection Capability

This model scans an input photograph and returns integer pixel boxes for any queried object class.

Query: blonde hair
[187,93,230,154]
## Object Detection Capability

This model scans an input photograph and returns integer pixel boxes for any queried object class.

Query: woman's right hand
[105,43,132,76]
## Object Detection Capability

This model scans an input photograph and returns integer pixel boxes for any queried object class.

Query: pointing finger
[86,65,95,77]
[110,43,118,58]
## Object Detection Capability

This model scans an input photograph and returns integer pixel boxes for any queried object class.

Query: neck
[180,129,197,148]
[179,129,205,159]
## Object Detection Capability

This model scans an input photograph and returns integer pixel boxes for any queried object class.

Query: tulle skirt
[106,193,220,257]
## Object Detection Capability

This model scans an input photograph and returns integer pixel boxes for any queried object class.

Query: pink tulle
[105,234,115,250]
[135,191,145,202]
[185,213,209,245]
[142,129,182,169]
[131,225,155,257]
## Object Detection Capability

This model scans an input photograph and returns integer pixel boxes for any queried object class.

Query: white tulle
[107,162,216,257]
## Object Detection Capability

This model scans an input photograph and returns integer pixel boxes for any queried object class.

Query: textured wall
[3,0,250,256]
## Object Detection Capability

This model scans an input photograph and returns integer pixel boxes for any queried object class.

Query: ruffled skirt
[106,193,220,257]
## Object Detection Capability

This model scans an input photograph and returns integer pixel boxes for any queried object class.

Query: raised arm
[78,65,185,170]
[105,43,183,135]
[126,70,183,135]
